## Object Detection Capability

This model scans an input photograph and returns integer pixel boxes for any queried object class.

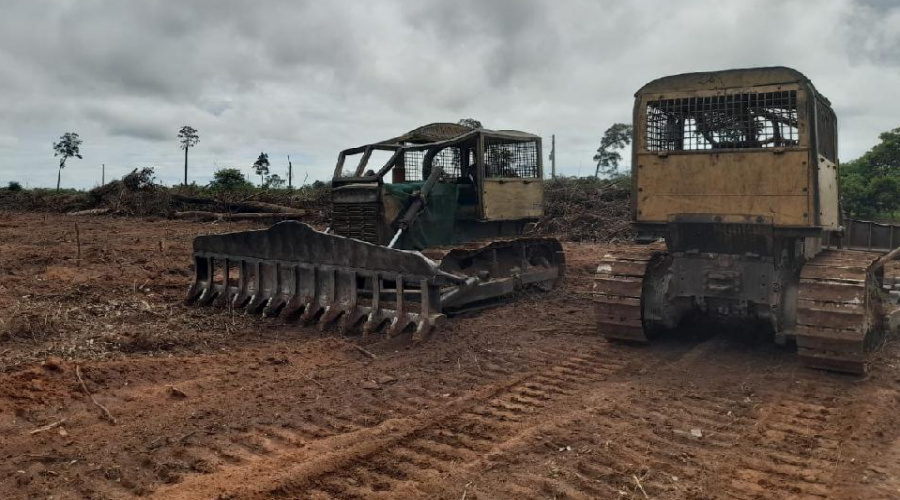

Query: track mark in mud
[152,348,627,499]
[726,391,844,499]
[262,354,626,499]
[465,390,752,500]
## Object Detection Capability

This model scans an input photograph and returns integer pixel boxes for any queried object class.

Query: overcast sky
[0,0,898,189]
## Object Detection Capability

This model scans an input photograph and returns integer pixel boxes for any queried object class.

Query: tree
[209,168,253,191]
[266,173,286,188]
[458,118,483,129]
[593,123,633,177]
[253,152,270,186]
[840,127,900,217]
[52,132,83,191]
[178,125,200,185]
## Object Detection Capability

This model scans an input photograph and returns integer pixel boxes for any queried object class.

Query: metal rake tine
[196,286,220,306]
[300,300,324,324]
[245,293,272,315]
[262,295,288,318]
[318,304,345,331]
[387,314,413,338]
[363,314,388,336]
[339,307,367,335]
[282,295,306,321]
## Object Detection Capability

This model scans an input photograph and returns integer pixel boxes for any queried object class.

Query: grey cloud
[0,0,899,189]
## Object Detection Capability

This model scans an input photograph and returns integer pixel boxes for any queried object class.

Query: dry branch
[75,365,117,425]
[29,419,67,435]
[67,208,110,216]
[303,373,325,388]
[349,343,377,360]
[173,211,309,222]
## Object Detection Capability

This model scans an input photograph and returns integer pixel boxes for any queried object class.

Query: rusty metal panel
[797,280,865,302]
[636,149,811,226]
[593,277,644,298]
[482,178,543,220]
[796,305,866,331]
[670,256,774,303]
[841,218,900,252]
[816,155,839,229]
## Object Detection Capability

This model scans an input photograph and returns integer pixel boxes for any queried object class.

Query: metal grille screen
[484,138,539,178]
[401,149,426,181]
[646,90,799,151]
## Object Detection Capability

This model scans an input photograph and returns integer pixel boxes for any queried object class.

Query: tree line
[48,125,301,192]
[44,120,900,219]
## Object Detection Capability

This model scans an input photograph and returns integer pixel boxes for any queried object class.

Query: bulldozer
[186,123,564,339]
[594,66,899,374]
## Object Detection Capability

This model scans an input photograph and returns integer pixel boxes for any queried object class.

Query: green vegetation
[840,127,900,219]
[178,125,200,185]
[208,168,254,192]
[52,132,83,191]
[594,123,632,178]
[7,181,22,191]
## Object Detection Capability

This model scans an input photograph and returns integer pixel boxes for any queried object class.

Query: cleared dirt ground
[3,212,900,500]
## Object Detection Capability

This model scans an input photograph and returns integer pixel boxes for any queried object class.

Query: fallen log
[173,211,309,222]
[231,200,306,214]
[67,208,111,216]
[170,194,304,214]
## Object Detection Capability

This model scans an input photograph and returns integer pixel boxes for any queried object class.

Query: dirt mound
[87,167,174,216]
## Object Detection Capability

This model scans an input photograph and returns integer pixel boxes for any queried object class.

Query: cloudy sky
[0,0,898,189]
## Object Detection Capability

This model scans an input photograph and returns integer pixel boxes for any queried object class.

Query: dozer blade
[186,221,464,339]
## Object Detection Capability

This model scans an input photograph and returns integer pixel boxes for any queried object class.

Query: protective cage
[645,90,799,151]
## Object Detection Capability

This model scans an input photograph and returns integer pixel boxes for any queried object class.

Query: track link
[593,244,664,342]
[795,249,884,374]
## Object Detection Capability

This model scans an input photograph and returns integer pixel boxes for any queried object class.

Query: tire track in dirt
[408,341,896,500]
[725,379,849,500]
[398,336,751,499]
[149,342,639,499]
[263,352,627,500]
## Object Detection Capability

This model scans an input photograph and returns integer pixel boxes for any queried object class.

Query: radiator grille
[332,203,380,244]
[668,222,774,255]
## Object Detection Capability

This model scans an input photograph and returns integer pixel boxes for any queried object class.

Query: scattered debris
[167,385,188,399]
[690,428,703,439]
[532,177,633,243]
[303,373,325,388]
[75,365,117,425]
[67,208,111,216]
[633,474,650,499]
[42,356,63,371]
[350,344,377,360]
[361,380,381,390]
[29,419,67,435]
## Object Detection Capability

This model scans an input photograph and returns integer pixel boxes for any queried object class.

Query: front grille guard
[186,221,463,340]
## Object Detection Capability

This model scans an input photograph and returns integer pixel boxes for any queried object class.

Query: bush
[7,181,22,191]
[209,168,254,192]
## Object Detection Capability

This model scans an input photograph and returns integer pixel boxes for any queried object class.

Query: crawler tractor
[595,67,899,374]
[187,123,564,338]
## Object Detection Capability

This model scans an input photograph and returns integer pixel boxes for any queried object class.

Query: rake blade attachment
[187,222,458,337]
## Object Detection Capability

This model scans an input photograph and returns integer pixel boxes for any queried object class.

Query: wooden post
[287,155,293,189]
[102,163,105,185]
[551,134,556,179]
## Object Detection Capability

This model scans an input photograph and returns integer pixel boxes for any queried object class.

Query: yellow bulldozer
[595,66,898,374]
[186,123,564,339]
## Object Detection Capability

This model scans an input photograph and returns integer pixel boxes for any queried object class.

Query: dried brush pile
[0,168,332,223]
[534,176,634,243]
[88,167,174,216]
